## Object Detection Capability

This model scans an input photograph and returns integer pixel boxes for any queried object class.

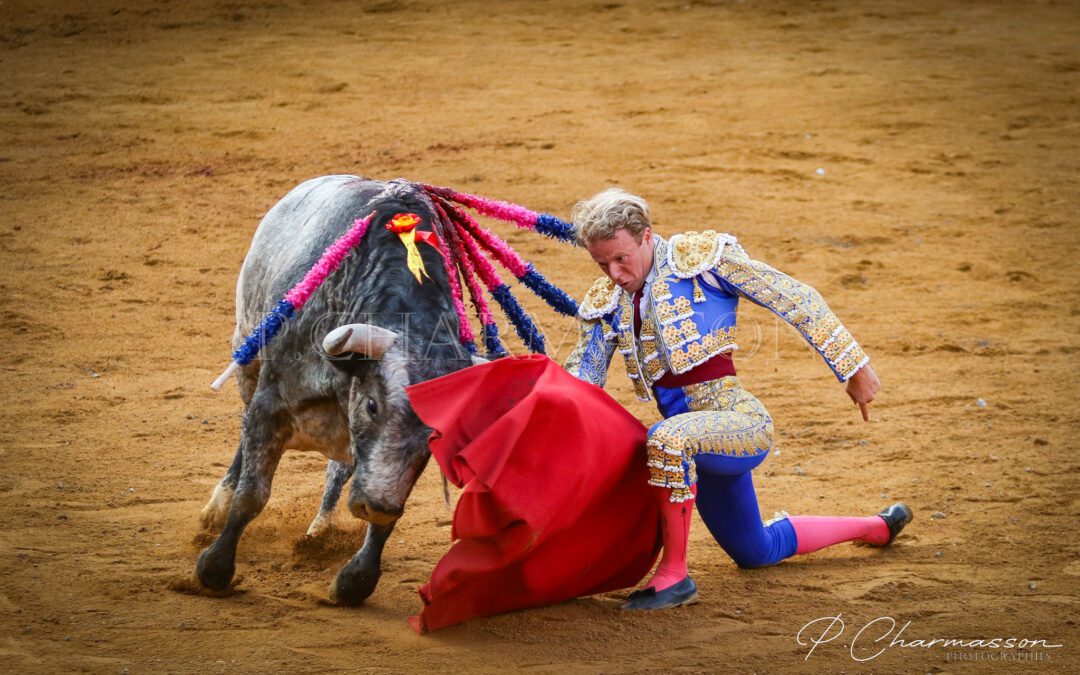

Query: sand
[1,0,1078,671]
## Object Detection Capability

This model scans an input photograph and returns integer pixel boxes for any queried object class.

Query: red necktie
[633,288,644,334]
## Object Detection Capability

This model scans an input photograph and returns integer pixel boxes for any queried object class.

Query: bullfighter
[564,188,913,610]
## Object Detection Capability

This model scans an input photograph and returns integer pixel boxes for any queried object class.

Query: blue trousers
[650,380,797,568]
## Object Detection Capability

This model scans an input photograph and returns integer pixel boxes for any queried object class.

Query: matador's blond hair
[571,188,651,246]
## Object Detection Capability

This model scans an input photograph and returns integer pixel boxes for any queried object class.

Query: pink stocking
[788,515,890,554]
[645,485,696,592]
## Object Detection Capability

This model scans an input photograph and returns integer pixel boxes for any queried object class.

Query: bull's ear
[322,324,399,359]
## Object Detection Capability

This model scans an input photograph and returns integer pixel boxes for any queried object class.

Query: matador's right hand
[845,363,880,422]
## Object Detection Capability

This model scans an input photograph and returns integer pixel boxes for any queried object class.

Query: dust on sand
[1,0,1077,672]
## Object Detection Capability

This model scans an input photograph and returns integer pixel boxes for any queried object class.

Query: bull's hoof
[195,546,235,591]
[329,563,380,606]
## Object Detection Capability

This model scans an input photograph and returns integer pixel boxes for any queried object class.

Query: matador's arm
[562,276,621,387]
[708,241,869,382]
[562,316,617,388]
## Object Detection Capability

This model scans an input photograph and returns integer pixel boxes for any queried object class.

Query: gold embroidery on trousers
[646,379,774,502]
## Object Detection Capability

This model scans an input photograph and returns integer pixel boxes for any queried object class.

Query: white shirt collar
[644,235,663,286]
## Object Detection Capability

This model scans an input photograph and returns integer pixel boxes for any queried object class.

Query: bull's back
[235,175,385,329]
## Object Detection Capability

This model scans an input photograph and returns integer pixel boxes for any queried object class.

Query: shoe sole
[674,591,699,608]
[621,590,699,611]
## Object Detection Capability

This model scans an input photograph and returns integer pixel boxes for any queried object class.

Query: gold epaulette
[578,276,621,320]
[666,230,738,279]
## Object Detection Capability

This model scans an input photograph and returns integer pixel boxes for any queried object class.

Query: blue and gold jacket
[564,231,870,401]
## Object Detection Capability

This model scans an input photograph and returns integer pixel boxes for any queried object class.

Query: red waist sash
[654,352,736,388]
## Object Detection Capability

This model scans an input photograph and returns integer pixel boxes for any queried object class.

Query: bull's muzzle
[349,497,403,526]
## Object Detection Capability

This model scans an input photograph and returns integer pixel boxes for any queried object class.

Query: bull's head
[320,324,483,527]
[321,323,421,526]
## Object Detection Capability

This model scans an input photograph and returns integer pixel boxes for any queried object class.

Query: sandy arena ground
[1,0,1078,672]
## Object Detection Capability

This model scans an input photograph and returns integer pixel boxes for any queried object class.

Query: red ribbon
[415,230,443,254]
[387,213,444,257]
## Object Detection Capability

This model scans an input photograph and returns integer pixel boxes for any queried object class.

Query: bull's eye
[366,397,378,418]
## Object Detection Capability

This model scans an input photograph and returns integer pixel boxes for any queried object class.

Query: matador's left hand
[845,363,880,421]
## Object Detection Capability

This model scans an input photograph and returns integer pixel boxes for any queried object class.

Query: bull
[195,175,474,604]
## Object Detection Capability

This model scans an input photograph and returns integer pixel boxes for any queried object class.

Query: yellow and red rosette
[387,212,441,284]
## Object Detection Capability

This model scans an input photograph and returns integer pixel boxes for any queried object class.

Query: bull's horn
[470,356,489,366]
[322,324,399,359]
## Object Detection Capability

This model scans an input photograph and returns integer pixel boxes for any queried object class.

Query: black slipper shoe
[875,502,914,546]
[621,577,699,611]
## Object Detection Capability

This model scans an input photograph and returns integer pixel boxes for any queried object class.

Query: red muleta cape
[404,354,660,633]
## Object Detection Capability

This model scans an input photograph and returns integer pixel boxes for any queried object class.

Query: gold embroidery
[820,326,856,363]
[683,376,740,411]
[642,342,658,362]
[668,230,732,278]
[655,299,676,324]
[665,326,737,374]
[714,243,867,382]
[579,276,620,319]
[641,315,659,363]
[833,342,869,381]
[688,342,707,363]
[670,349,691,373]
[806,314,841,344]
[644,354,664,379]
[679,318,701,342]
[653,291,695,326]
[701,331,722,352]
[673,296,691,316]
[652,278,672,302]
[692,277,705,303]
[645,382,774,502]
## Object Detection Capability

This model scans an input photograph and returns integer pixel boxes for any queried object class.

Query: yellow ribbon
[387,213,430,284]
[398,228,429,284]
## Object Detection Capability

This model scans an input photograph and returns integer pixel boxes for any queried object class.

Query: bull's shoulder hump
[240,176,384,296]
[293,174,366,191]
[256,177,382,238]
[271,175,376,212]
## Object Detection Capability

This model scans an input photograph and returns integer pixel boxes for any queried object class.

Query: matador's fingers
[859,401,871,422]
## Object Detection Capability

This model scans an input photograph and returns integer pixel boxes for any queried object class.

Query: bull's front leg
[329,520,395,606]
[305,459,354,537]
[196,393,287,590]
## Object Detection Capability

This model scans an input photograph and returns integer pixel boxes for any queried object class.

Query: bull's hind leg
[196,391,288,590]
[329,521,395,606]
[305,460,354,537]
[198,444,243,532]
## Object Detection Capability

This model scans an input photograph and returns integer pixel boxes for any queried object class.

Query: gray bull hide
[196,175,472,604]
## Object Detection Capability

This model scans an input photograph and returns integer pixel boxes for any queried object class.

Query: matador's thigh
[646,379,774,502]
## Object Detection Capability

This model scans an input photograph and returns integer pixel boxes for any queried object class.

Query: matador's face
[586,228,655,294]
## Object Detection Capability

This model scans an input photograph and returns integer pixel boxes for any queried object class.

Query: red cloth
[404,354,660,633]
